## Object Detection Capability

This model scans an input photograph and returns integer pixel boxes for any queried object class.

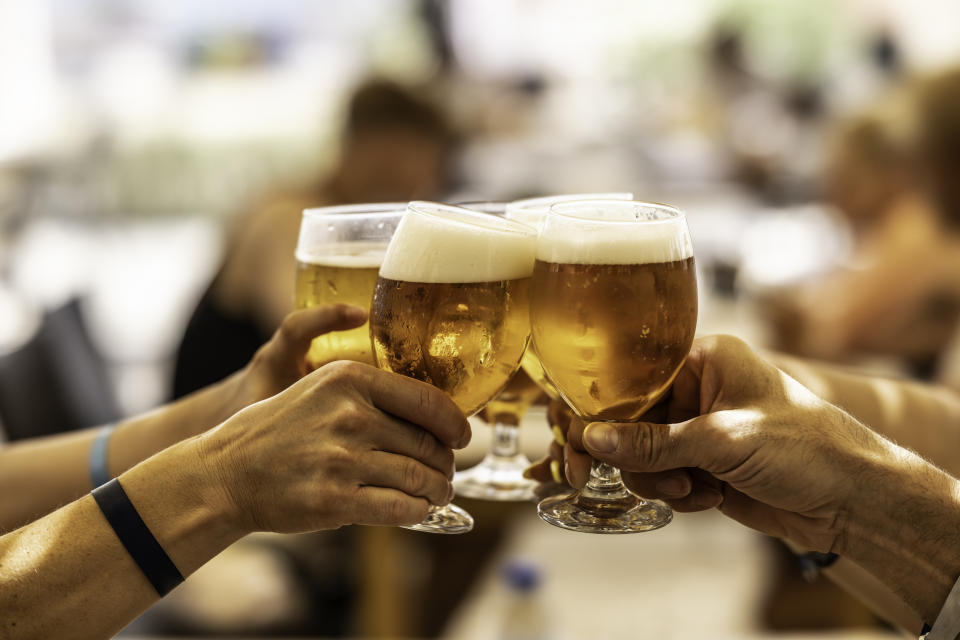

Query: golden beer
[371,277,531,417]
[294,242,385,367]
[519,347,560,400]
[531,198,696,533]
[530,257,697,421]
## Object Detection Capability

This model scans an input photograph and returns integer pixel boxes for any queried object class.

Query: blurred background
[3,0,960,637]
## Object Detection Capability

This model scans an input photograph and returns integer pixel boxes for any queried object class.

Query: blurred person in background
[0,304,470,639]
[765,66,960,382]
[173,78,456,398]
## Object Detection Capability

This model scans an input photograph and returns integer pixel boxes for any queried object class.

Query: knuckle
[630,425,662,468]
[384,495,414,524]
[403,461,428,496]
[414,428,436,462]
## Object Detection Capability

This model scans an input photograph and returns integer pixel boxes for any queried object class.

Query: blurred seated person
[0,305,468,638]
[766,68,960,379]
[174,79,456,398]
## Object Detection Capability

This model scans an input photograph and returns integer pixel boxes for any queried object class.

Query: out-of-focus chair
[0,298,117,440]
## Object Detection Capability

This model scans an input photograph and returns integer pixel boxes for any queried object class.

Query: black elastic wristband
[92,478,184,597]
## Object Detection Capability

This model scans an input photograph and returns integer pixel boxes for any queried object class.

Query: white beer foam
[537,200,693,265]
[296,241,387,267]
[506,192,633,230]
[380,201,537,283]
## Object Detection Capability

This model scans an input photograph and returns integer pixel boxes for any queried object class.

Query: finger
[564,443,592,490]
[361,451,454,507]
[581,416,709,473]
[620,469,694,500]
[368,416,456,479]
[567,414,587,451]
[365,368,471,449]
[273,304,368,359]
[349,486,431,527]
[621,470,724,512]
[523,456,554,484]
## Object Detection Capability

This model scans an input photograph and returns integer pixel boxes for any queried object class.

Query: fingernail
[694,488,723,509]
[551,425,567,447]
[655,476,690,498]
[584,423,618,453]
[550,459,563,484]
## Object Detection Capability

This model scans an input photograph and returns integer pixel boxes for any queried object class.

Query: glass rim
[302,202,408,219]
[548,199,685,225]
[408,200,537,236]
[506,192,634,216]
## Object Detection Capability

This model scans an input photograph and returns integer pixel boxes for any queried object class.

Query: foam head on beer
[379,201,536,284]
[372,201,537,417]
[504,192,633,231]
[538,199,693,265]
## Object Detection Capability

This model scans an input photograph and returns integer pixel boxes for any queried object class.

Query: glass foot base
[537,491,672,534]
[401,502,473,534]
[454,453,538,502]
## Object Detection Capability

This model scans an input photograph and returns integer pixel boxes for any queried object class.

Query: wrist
[117,436,249,578]
[837,439,960,622]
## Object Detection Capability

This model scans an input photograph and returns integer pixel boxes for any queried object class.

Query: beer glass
[453,194,632,501]
[506,193,633,400]
[295,204,406,367]
[370,201,537,533]
[531,200,698,533]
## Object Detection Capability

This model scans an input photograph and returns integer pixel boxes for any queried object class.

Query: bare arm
[771,352,960,475]
[0,305,366,533]
[0,360,469,639]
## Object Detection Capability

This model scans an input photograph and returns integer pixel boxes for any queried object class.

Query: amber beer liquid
[531,257,697,421]
[369,201,537,419]
[294,242,386,367]
[371,277,531,418]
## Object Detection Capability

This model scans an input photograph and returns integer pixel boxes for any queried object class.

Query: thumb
[273,304,368,357]
[582,416,709,473]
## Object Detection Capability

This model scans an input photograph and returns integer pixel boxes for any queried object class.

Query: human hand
[532,335,902,553]
[234,304,368,408]
[198,360,471,534]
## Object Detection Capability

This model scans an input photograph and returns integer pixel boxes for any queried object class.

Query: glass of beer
[531,199,698,534]
[506,193,633,400]
[294,204,405,367]
[370,201,537,533]
[452,194,634,501]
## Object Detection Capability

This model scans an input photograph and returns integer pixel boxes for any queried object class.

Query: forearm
[0,437,244,640]
[0,372,245,533]
[838,442,960,624]
[771,353,960,476]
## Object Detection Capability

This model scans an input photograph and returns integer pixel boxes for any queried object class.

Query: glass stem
[580,461,631,501]
[490,422,520,458]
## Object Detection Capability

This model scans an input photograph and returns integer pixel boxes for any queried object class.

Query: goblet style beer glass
[506,193,633,401]
[453,193,634,501]
[531,200,698,533]
[294,204,405,367]
[370,201,537,533]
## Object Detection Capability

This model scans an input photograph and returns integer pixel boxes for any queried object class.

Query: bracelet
[922,572,960,639]
[92,478,184,597]
[89,424,117,488]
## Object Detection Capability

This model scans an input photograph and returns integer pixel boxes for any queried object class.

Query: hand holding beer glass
[294,204,405,367]
[531,200,698,533]
[370,201,537,533]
